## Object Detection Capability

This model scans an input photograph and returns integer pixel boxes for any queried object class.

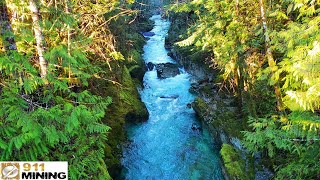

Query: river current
[121,14,223,180]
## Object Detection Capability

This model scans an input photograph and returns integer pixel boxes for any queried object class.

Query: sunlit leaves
[0,0,124,179]
[244,0,320,178]
[273,14,320,112]
[168,0,320,178]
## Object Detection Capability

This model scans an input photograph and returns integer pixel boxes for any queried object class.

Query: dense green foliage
[0,0,147,179]
[2,0,319,178]
[166,0,320,178]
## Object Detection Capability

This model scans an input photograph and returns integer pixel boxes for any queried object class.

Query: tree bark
[235,0,239,16]
[0,1,17,51]
[65,0,72,79]
[259,0,284,111]
[29,0,47,79]
[234,0,244,114]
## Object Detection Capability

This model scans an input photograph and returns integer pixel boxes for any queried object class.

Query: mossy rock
[193,94,244,139]
[120,66,149,123]
[91,9,151,179]
[89,62,148,177]
[89,77,125,177]
[187,49,211,63]
[221,144,248,180]
[192,97,240,138]
[192,97,208,121]
[126,49,146,82]
[213,110,243,139]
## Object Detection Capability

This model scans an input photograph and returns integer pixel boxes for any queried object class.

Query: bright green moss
[220,144,248,180]
[89,64,148,177]
[193,97,208,116]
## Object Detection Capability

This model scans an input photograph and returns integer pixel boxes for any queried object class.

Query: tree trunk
[259,0,284,111]
[234,0,244,114]
[235,0,239,16]
[29,0,47,79]
[0,1,17,51]
[65,0,72,79]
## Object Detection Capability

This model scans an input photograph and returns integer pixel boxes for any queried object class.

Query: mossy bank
[90,9,154,178]
[165,10,272,180]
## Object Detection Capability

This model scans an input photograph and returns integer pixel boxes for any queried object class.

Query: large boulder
[142,31,155,37]
[146,62,155,71]
[121,67,149,123]
[156,63,180,79]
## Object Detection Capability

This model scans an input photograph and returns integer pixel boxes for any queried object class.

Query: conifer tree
[29,0,47,78]
[259,0,284,111]
[167,0,320,178]
[0,0,137,179]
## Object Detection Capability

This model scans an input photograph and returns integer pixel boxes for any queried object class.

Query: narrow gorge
[121,14,223,179]
[1,0,318,179]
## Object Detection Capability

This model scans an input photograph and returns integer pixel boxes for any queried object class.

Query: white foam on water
[121,15,223,180]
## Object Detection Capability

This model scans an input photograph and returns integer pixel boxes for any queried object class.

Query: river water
[121,14,223,180]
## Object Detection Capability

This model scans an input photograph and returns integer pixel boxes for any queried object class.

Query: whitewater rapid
[121,14,223,180]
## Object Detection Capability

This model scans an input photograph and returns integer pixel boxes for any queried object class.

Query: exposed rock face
[189,79,218,94]
[165,10,273,179]
[169,49,217,81]
[171,48,273,180]
[191,83,254,180]
[156,63,180,79]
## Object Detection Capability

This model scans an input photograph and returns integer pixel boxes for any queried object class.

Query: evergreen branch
[93,74,122,86]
